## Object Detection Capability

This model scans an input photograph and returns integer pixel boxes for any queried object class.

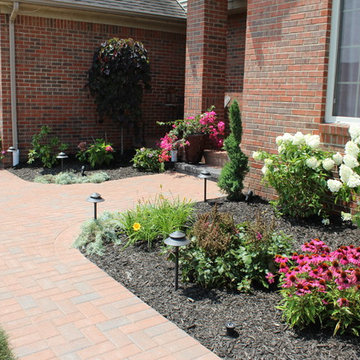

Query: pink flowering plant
[273,239,360,336]
[76,138,114,168]
[158,107,225,161]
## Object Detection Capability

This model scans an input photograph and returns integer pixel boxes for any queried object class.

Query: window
[326,0,360,123]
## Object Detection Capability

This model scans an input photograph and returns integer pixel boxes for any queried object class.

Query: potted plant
[158,108,225,164]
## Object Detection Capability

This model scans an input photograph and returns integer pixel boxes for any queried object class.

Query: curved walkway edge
[0,170,221,360]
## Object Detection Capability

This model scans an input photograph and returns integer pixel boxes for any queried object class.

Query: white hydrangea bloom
[305,157,320,170]
[253,151,262,161]
[305,134,320,149]
[341,212,352,221]
[345,140,360,157]
[327,179,342,193]
[322,158,335,171]
[339,164,353,183]
[343,154,359,169]
[349,124,360,140]
[332,152,343,165]
[261,165,268,175]
[321,218,330,226]
[282,133,293,143]
[276,136,283,145]
[264,158,273,166]
[292,132,305,146]
[346,174,360,188]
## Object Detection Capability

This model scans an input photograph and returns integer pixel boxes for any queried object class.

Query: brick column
[184,0,227,120]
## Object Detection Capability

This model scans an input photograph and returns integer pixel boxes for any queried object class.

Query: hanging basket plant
[87,38,151,123]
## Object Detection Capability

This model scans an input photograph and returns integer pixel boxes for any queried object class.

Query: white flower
[341,212,352,222]
[282,133,293,143]
[292,132,305,146]
[264,158,273,166]
[305,157,320,170]
[346,173,360,188]
[261,166,268,175]
[322,218,330,226]
[339,164,353,183]
[253,151,262,161]
[332,152,343,165]
[345,141,360,157]
[343,154,359,169]
[327,179,342,193]
[322,158,335,171]
[278,145,285,154]
[276,136,283,145]
[305,134,320,149]
[349,124,360,140]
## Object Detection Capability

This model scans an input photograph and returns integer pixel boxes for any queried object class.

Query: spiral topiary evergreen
[218,100,249,201]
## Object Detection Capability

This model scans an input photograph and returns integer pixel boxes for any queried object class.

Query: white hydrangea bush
[252,131,337,218]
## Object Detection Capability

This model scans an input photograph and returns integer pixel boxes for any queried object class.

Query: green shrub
[73,211,123,255]
[132,148,165,172]
[34,171,110,185]
[120,194,194,248]
[218,100,249,201]
[27,126,68,168]
[76,139,115,168]
[275,240,360,336]
[179,207,292,291]
[0,327,16,360]
[253,132,336,218]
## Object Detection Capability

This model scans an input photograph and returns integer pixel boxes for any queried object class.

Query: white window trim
[325,0,360,124]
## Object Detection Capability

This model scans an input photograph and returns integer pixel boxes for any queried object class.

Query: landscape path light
[164,231,190,290]
[86,192,104,220]
[7,146,19,167]
[56,152,68,172]
[198,170,211,202]
[225,321,238,338]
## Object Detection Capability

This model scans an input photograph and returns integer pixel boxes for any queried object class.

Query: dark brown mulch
[84,198,360,360]
[6,153,160,182]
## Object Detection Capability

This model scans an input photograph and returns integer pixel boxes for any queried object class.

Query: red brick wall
[184,0,227,121]
[0,14,185,159]
[242,0,332,198]
[226,12,247,107]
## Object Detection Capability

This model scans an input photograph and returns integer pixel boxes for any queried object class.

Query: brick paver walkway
[0,170,222,360]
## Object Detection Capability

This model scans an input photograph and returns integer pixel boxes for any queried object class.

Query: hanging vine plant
[87,38,151,123]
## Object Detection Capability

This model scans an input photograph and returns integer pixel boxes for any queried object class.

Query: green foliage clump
[218,100,249,201]
[0,327,16,360]
[88,38,151,123]
[179,207,292,291]
[76,139,115,168]
[27,126,68,168]
[73,211,123,255]
[34,171,109,185]
[253,132,335,218]
[132,147,165,173]
[121,194,194,248]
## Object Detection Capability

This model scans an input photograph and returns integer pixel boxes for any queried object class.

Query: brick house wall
[0,14,185,159]
[241,0,334,198]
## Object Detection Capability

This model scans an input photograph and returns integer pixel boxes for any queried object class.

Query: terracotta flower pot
[185,134,205,164]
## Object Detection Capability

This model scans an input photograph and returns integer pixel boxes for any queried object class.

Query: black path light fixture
[56,151,68,172]
[87,192,104,220]
[198,170,212,202]
[164,231,190,290]
[225,321,239,338]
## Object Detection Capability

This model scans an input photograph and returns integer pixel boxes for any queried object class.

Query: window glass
[334,2,360,117]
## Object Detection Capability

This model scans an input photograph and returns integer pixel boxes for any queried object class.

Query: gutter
[9,1,19,151]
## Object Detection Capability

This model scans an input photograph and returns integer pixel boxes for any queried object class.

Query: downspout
[9,2,19,157]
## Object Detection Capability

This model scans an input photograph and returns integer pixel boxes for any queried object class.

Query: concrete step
[174,162,221,182]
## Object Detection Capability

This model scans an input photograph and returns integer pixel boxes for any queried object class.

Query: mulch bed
[84,198,360,360]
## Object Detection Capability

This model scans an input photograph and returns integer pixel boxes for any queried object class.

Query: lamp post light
[225,322,238,338]
[164,231,190,290]
[86,192,104,220]
[7,146,19,167]
[81,165,86,177]
[56,152,68,172]
[198,170,211,202]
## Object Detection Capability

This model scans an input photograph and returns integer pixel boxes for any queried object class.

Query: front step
[174,162,221,182]
[203,150,228,167]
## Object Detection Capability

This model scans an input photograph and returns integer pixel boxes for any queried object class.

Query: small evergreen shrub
[27,126,68,168]
[0,327,16,360]
[132,148,165,172]
[218,100,249,201]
